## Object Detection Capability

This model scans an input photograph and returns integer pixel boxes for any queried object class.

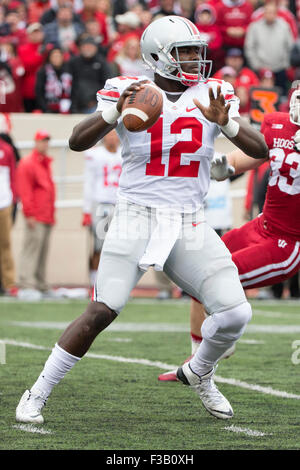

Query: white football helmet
[289,88,300,125]
[140,15,212,86]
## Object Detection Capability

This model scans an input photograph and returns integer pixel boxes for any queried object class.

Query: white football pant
[94,199,247,314]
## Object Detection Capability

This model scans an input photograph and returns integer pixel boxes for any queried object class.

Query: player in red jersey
[158,88,300,381]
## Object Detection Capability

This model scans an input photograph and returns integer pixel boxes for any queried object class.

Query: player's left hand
[193,86,230,126]
[210,154,235,181]
[293,130,300,152]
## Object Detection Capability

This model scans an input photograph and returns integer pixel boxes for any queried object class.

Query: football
[121,83,163,132]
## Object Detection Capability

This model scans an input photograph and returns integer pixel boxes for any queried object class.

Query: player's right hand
[116,80,149,113]
[193,86,231,126]
[210,154,235,181]
[82,213,92,227]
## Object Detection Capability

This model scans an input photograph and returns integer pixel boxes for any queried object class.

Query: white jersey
[96,75,240,213]
[83,144,122,213]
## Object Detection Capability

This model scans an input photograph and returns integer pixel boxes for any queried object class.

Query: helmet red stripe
[182,17,200,36]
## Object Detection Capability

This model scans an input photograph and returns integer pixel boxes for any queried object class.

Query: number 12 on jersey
[146,117,203,177]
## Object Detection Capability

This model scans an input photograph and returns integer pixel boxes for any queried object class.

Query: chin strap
[176,71,200,87]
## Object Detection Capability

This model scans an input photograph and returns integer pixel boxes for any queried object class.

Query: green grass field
[0,297,300,451]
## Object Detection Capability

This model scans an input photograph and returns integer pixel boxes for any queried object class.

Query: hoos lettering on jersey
[272,138,294,150]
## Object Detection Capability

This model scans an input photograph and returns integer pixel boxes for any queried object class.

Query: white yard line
[108,338,132,343]
[5,320,300,334]
[2,339,300,400]
[246,325,300,334]
[2,339,51,351]
[224,425,270,437]
[252,309,298,319]
[12,424,52,435]
[215,376,300,400]
[239,339,265,344]
[0,297,299,307]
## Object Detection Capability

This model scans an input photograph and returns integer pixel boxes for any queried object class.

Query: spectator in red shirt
[216,0,253,50]
[17,130,56,301]
[4,9,27,47]
[114,36,148,77]
[194,4,223,73]
[0,136,17,297]
[217,65,237,86]
[214,48,259,113]
[0,40,25,112]
[214,48,259,87]
[79,0,109,47]
[28,1,51,24]
[258,67,275,88]
[107,11,141,63]
[11,1,28,29]
[18,22,47,112]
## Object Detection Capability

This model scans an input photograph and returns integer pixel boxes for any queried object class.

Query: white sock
[190,337,236,377]
[189,302,251,376]
[191,333,202,355]
[31,343,80,398]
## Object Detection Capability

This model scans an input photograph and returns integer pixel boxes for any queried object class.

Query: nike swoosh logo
[192,222,202,227]
[186,107,197,112]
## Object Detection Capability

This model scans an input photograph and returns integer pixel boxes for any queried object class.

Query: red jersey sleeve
[260,114,273,150]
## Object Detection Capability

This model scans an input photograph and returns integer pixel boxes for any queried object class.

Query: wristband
[102,104,121,124]
[220,118,239,138]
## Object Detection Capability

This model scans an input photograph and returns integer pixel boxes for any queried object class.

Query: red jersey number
[103,164,122,187]
[146,117,203,177]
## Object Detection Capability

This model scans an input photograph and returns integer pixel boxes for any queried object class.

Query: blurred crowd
[1,0,300,115]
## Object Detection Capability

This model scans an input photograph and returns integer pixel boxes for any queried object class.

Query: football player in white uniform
[16,16,268,423]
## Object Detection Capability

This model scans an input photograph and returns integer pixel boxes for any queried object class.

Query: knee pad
[201,301,252,343]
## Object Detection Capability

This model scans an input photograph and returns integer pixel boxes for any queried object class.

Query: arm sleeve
[96,75,149,112]
[96,78,121,112]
